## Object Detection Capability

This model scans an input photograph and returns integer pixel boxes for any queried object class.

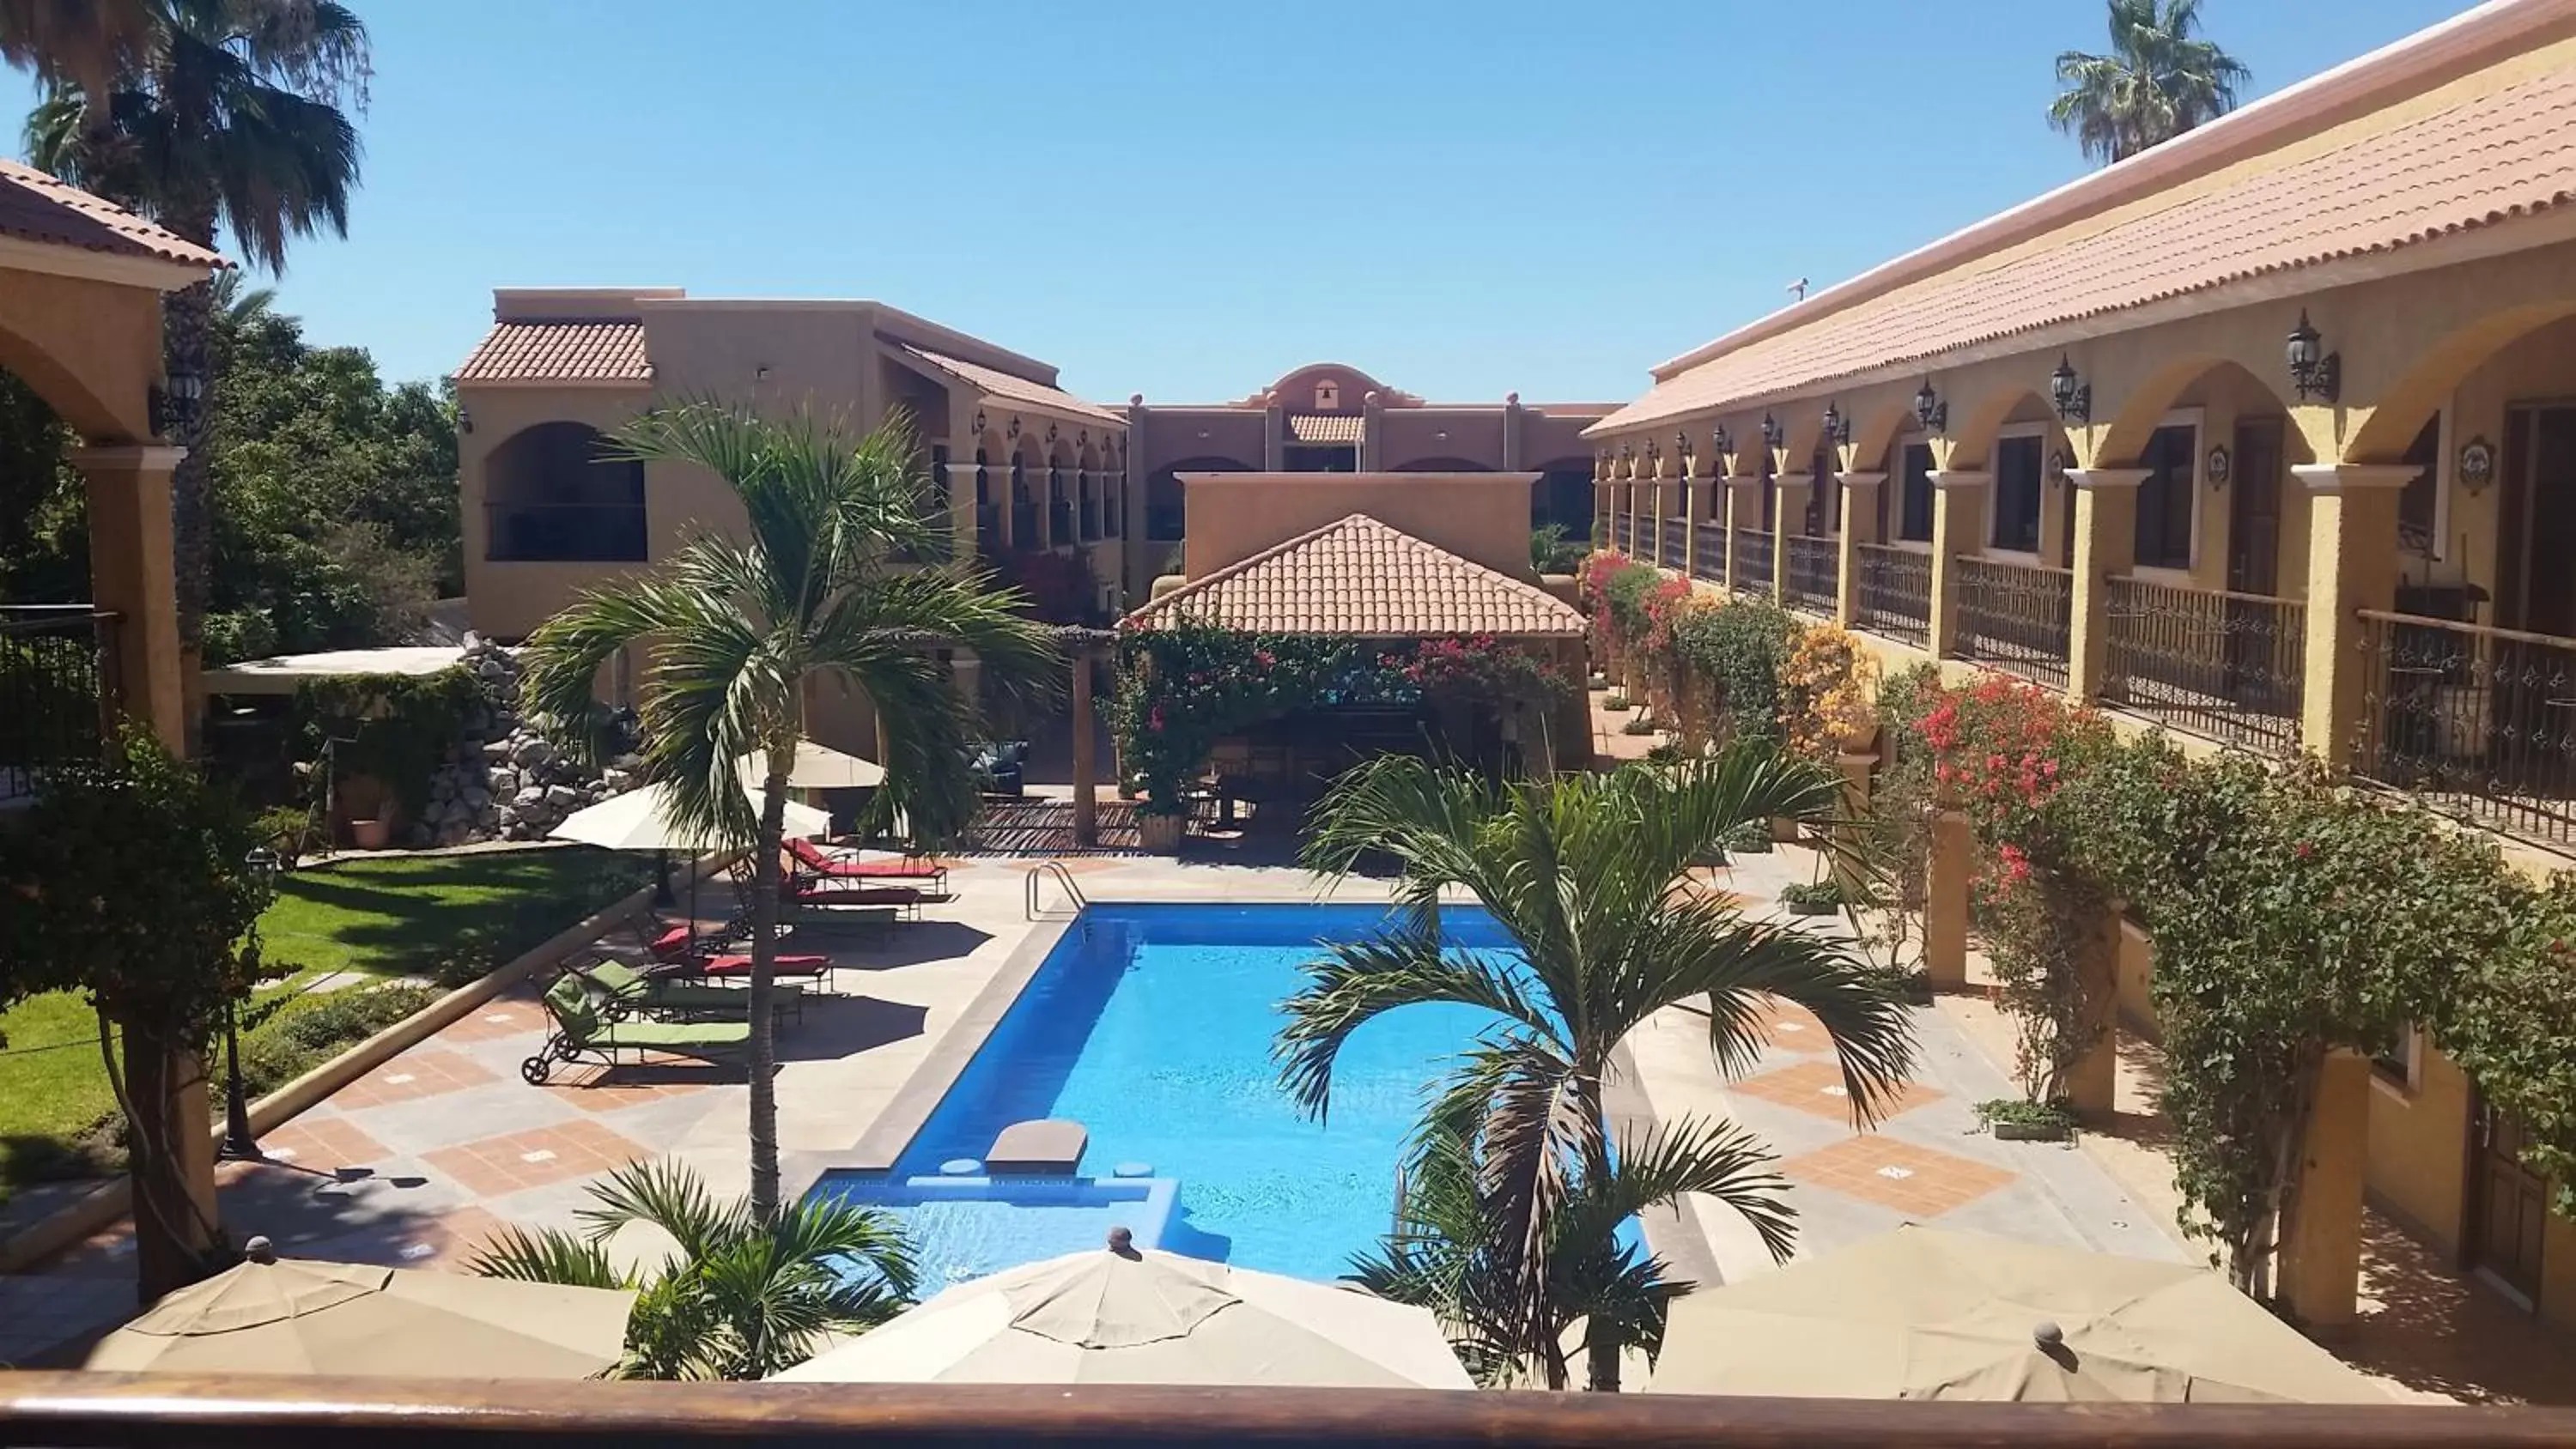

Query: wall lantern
[455,405,474,435]
[1674,428,1692,462]
[1913,380,1947,433]
[2206,445,2233,491]
[2287,310,2341,403]
[2049,355,2091,424]
[1619,440,1633,460]
[1007,415,1022,440]
[151,364,205,438]
[972,409,987,434]
[1759,412,1784,450]
[1710,422,1733,455]
[1822,401,1851,447]
[1047,421,1059,444]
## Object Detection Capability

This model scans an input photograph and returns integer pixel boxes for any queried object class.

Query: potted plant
[1136,808,1186,853]
[1975,1097,2077,1143]
[1779,879,1844,917]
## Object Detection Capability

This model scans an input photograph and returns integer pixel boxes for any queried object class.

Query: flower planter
[1783,896,1841,917]
[1991,1119,2073,1143]
[1770,815,1801,844]
[1137,811,1185,853]
[348,817,391,851]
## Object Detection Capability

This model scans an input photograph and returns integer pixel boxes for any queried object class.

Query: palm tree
[24,0,368,704]
[0,0,152,92]
[519,403,1060,1221]
[469,1160,917,1381]
[1279,748,1917,1391]
[2050,0,2250,166]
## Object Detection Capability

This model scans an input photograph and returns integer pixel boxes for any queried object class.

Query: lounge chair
[789,837,949,892]
[784,876,924,920]
[642,922,836,985]
[522,974,750,1085]
[565,957,803,1027]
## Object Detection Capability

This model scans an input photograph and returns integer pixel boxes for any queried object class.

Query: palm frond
[1274,924,1559,1123]
[575,1158,750,1264]
[467,1226,629,1289]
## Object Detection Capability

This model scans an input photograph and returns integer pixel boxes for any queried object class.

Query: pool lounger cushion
[987,1119,1086,1175]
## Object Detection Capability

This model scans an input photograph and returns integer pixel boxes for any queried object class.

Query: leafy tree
[1282,750,1916,1389]
[24,0,370,688]
[2050,0,2250,166]
[470,1160,915,1380]
[520,404,1059,1219]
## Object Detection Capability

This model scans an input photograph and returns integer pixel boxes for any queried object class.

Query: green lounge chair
[569,958,803,1027]
[522,974,750,1085]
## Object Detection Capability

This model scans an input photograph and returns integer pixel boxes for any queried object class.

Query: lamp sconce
[973,409,987,435]
[1046,422,1059,444]
[754,364,771,381]
[2050,355,2091,424]
[150,366,204,438]
[1822,401,1851,447]
[2206,445,2233,491]
[1710,422,1733,456]
[2458,436,2497,495]
[455,405,474,435]
[1913,380,1947,433]
[1007,415,1022,440]
[1674,428,1692,463]
[1759,412,1784,451]
[2287,310,2341,403]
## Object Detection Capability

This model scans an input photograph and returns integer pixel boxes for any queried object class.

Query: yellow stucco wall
[0,264,164,440]
[2366,1043,2471,1249]
[1179,473,1541,581]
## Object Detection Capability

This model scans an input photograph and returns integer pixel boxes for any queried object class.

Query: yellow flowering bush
[1779,625,1879,762]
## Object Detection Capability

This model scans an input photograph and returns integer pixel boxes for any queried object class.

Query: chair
[788,837,949,892]
[785,876,924,920]
[522,974,750,1085]
[567,957,803,1027]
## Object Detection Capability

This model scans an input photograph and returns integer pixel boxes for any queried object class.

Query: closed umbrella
[85,1238,634,1379]
[1644,1225,2385,1403]
[772,1233,1471,1388]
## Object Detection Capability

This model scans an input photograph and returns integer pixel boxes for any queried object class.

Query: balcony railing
[1783,536,1837,616]
[2103,578,2305,752]
[483,503,647,563]
[1692,522,1727,585]
[2354,610,2576,850]
[1011,502,1041,550]
[1856,544,1932,651]
[1612,514,1635,554]
[0,605,118,796]
[1052,500,1076,544]
[1732,527,1773,597]
[1953,557,2073,691]
[1660,518,1687,569]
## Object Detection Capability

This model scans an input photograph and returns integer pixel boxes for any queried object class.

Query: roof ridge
[1132,512,1388,620]
[1124,512,1582,636]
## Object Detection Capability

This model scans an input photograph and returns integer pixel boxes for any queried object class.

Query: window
[1992,434,2044,552]
[2135,423,2196,570]
[1898,442,1935,543]
[2399,414,2441,557]
[1807,446,1839,536]
[483,421,647,562]
[2373,1022,2421,1091]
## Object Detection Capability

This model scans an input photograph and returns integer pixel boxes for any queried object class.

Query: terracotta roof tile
[455,320,650,384]
[0,159,223,270]
[1285,413,1363,443]
[896,343,1120,424]
[1599,62,2576,433]
[1124,513,1584,637]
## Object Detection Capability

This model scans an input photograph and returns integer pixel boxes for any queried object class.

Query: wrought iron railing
[2103,578,2305,752]
[482,503,647,563]
[2355,610,2576,850]
[1783,536,1838,616]
[1,605,118,796]
[1692,523,1727,585]
[1731,527,1773,598]
[1856,544,1932,650]
[1660,518,1687,570]
[1953,557,2073,691]
[1613,514,1635,554]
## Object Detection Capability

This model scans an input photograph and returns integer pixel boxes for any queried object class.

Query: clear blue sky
[6,0,2476,402]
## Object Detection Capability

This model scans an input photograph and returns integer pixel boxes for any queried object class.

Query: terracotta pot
[349,817,391,850]
[1137,811,1185,853]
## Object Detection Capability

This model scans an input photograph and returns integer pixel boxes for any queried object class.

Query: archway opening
[484,421,645,562]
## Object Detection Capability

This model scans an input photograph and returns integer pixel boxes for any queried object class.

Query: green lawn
[0,846,656,1203]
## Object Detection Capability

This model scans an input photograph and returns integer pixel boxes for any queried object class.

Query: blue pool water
[816,902,1527,1285]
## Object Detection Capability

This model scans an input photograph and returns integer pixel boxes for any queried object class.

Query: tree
[2050,0,2250,166]
[519,404,1060,1220]
[0,0,152,93]
[1280,749,1917,1389]
[24,0,369,705]
[470,1160,915,1380]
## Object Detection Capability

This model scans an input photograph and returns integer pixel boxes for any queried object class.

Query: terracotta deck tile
[258,1116,392,1173]
[440,997,549,1044]
[422,1119,647,1197]
[544,1071,713,1112]
[1748,996,1829,1051]
[329,1048,499,1109]
[1780,1136,2016,1217]
[1729,1057,1942,1122]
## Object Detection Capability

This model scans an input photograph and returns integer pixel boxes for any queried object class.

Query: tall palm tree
[0,0,152,92]
[1280,749,1917,1391]
[25,0,368,707]
[470,1160,917,1381]
[520,404,1060,1220]
[2050,0,2250,166]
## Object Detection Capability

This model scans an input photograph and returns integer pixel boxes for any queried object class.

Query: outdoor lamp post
[2050,355,2091,424]
[2287,309,2340,403]
[221,846,282,1162]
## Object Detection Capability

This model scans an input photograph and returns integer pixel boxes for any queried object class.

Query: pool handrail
[1025,859,1089,920]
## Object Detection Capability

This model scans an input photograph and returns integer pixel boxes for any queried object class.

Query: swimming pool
[813,902,1521,1286]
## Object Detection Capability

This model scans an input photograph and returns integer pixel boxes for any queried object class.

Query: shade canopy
[85,1250,635,1379]
[773,1241,1470,1389]
[550,779,828,852]
[1644,1226,2385,1403]
[737,740,886,791]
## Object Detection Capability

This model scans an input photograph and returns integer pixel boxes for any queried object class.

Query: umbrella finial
[2032,1319,2063,1349]
[1106,1226,1139,1259]
[242,1235,278,1264]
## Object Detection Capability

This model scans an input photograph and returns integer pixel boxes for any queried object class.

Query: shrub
[1975,1097,2077,1137]
[1722,820,1773,855]
[1778,626,1879,764]
[1779,879,1847,913]
[1669,597,1796,741]
[1601,692,1631,712]
[252,804,319,864]
[1619,716,1657,736]
[238,982,440,1099]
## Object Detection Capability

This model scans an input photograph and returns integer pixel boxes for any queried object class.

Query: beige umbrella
[1644,1225,2385,1403]
[737,740,887,791]
[85,1239,635,1379]
[772,1234,1471,1388]
[550,779,829,852]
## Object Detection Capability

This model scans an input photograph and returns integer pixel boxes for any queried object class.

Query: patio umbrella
[736,740,887,791]
[772,1234,1472,1388]
[1643,1225,2385,1403]
[549,779,829,852]
[84,1239,634,1379]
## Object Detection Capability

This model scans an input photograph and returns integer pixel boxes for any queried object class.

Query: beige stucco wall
[0,263,164,441]
[1180,472,1540,580]
[1380,409,1506,469]
[2366,1043,2471,1249]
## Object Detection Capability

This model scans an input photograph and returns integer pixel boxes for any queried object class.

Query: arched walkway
[1145,455,1252,544]
[483,421,646,562]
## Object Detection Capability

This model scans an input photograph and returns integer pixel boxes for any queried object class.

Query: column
[1832,749,1874,898]
[1772,473,1813,601]
[1261,399,1285,470]
[1681,470,1702,576]
[1072,649,1098,846]
[2064,898,2123,1117]
[2279,1051,2372,1331]
[1836,472,1886,627]
[1925,470,1990,658]
[939,443,975,560]
[2064,468,2149,705]
[1924,808,1971,990]
[2292,464,2415,766]
[1723,476,1763,597]
[74,446,189,750]
[1503,392,1524,470]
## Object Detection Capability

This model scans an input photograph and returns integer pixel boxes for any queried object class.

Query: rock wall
[409,634,641,847]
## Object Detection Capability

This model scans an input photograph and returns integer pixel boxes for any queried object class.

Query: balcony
[1692,522,1727,586]
[1856,544,1932,651]
[1011,502,1041,551]
[2354,610,2576,849]
[1783,536,1837,617]
[1953,557,2073,692]
[483,503,647,563]
[0,605,117,797]
[1731,527,1773,597]
[2103,577,2306,753]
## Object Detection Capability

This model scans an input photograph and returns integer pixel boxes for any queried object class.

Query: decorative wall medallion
[2459,436,2496,494]
[2206,444,2233,488]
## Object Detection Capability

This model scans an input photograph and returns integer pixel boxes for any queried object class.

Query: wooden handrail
[2356,609,2576,652]
[2,1373,2571,1449]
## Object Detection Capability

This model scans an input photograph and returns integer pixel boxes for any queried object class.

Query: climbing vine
[293,664,483,814]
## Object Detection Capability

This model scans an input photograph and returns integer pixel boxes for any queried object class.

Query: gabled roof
[1123,513,1585,638]
[1595,34,2576,434]
[455,320,651,384]
[0,159,224,270]
[1285,414,1363,443]
[896,343,1121,425]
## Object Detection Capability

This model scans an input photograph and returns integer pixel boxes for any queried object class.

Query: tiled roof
[0,159,224,270]
[896,343,1121,424]
[1124,513,1584,637]
[1285,413,1363,443]
[1597,61,2576,433]
[455,321,650,384]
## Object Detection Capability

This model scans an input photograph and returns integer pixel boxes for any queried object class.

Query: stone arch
[1145,452,1252,544]
[1849,399,1918,476]
[1529,452,1595,537]
[2346,300,2576,464]
[1947,387,2064,471]
[483,421,647,562]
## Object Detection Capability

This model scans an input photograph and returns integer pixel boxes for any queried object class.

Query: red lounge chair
[785,877,924,920]
[789,838,948,891]
[647,923,831,979]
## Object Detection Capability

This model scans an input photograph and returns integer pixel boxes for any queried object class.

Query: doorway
[2468,1093,2549,1307]
[2227,419,2283,597]
[2499,405,2576,638]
